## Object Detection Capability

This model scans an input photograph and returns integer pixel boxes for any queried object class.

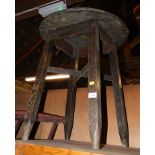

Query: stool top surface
[40,7,128,49]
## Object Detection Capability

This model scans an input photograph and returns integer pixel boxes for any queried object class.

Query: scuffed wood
[16,140,140,155]
[22,43,53,141]
[40,8,128,47]
[99,24,129,147]
[109,46,129,147]
[64,54,78,140]
[39,7,129,149]
[16,110,64,140]
[88,22,102,149]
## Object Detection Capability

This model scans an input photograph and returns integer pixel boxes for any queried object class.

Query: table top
[40,7,129,49]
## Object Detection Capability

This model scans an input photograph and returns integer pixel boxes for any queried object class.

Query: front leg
[109,46,129,147]
[88,22,102,149]
[22,42,54,140]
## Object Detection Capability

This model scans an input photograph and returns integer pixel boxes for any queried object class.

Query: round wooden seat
[39,8,128,57]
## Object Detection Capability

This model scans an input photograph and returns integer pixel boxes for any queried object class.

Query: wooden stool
[15,110,64,140]
[22,8,129,149]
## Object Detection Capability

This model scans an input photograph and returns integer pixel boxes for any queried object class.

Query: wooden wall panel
[15,92,30,110]
[15,85,140,148]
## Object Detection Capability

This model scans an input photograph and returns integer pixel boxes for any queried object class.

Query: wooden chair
[21,8,129,149]
[15,110,64,140]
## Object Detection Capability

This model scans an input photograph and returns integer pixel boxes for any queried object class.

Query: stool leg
[109,47,129,147]
[64,78,77,140]
[22,43,53,140]
[88,24,102,149]
[64,55,78,140]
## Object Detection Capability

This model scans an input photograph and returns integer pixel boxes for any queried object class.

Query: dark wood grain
[38,7,129,149]
[88,22,102,149]
[22,43,53,140]
[109,46,129,147]
[64,54,79,140]
[39,8,128,47]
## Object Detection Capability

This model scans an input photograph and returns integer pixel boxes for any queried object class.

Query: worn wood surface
[87,23,102,149]
[16,140,140,155]
[109,47,129,147]
[16,110,64,140]
[64,79,76,140]
[39,8,128,48]
[53,20,93,41]
[22,43,53,140]
[37,7,129,150]
[99,25,129,146]
[64,55,79,140]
